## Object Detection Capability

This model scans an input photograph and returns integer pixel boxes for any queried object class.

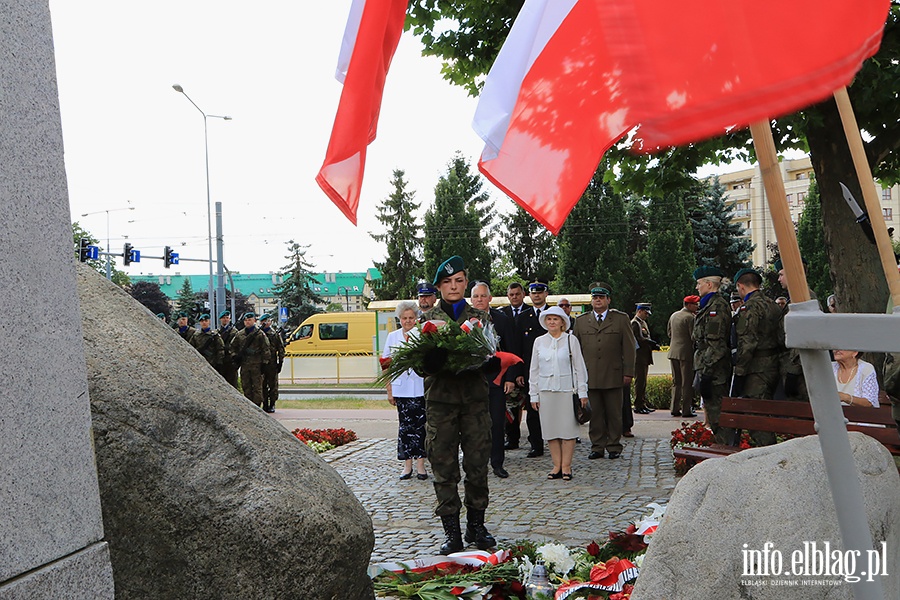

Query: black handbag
[568,336,591,424]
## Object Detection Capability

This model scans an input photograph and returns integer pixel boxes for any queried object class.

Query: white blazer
[528,332,588,402]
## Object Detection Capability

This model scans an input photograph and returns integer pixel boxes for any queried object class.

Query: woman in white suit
[529,306,589,481]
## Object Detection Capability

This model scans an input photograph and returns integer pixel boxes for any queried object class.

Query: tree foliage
[129,281,171,318]
[273,241,324,328]
[689,177,755,278]
[423,155,493,282]
[72,221,130,287]
[175,278,199,319]
[500,205,558,283]
[370,170,424,300]
[796,179,834,303]
[405,2,900,314]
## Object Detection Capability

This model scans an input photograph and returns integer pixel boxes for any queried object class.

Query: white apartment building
[716,156,900,265]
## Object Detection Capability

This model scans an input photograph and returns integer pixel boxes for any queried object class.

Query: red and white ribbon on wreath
[367,549,510,578]
[554,557,639,600]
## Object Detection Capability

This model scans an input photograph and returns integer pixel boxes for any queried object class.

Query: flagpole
[833,86,900,308]
[749,120,884,600]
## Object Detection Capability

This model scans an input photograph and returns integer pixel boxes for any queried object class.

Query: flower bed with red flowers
[670,420,751,475]
[292,427,357,452]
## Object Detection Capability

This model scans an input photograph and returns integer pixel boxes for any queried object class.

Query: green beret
[733,267,760,283]
[177,311,189,318]
[590,286,611,297]
[243,312,257,320]
[156,313,166,319]
[259,313,272,321]
[198,314,210,321]
[433,255,466,285]
[774,258,807,272]
[693,266,723,280]
[218,310,231,319]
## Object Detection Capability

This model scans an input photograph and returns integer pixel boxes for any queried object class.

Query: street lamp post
[81,206,134,280]
[338,286,351,312]
[172,83,231,321]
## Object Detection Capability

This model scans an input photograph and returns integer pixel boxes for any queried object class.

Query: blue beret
[243,312,257,320]
[218,310,231,318]
[198,314,210,320]
[259,313,272,321]
[433,255,466,285]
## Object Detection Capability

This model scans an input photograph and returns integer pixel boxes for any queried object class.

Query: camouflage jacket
[230,326,272,366]
[733,290,783,376]
[262,326,286,364]
[693,292,731,377]
[421,301,491,405]
[190,329,225,367]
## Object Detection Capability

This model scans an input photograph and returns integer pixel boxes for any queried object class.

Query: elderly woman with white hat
[529,306,589,480]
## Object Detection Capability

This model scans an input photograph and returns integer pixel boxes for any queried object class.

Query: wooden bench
[672,397,900,465]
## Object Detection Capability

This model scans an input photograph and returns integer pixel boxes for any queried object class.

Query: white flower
[633,554,645,569]
[517,555,534,582]
[537,543,575,575]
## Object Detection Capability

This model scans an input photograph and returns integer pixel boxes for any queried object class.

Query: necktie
[534,308,540,319]
[514,307,519,317]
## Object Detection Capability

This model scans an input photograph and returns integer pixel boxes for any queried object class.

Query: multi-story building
[130,269,381,318]
[716,156,900,266]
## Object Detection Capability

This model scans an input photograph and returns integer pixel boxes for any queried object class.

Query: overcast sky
[51,1,756,279]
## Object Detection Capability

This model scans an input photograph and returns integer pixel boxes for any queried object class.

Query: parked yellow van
[285,312,376,355]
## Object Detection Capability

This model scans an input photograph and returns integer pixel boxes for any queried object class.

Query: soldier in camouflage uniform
[175,312,196,342]
[882,353,900,430]
[216,310,239,388]
[230,312,272,407]
[775,259,818,402]
[421,255,496,556]
[692,266,733,444]
[189,314,225,369]
[732,267,784,446]
[259,313,286,413]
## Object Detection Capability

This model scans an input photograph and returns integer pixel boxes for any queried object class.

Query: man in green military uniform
[631,303,659,414]
[732,267,784,445]
[421,255,496,555]
[692,266,733,444]
[230,312,272,408]
[216,310,239,388]
[189,314,225,369]
[774,259,818,402]
[175,312,196,342]
[259,313,286,413]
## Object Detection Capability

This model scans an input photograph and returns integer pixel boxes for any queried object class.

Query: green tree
[424,156,493,282]
[129,281,171,318]
[175,278,198,318]
[619,196,650,312]
[406,2,900,314]
[690,177,755,278]
[273,241,324,328]
[645,193,697,342]
[796,180,834,302]
[72,221,130,287]
[499,205,558,283]
[556,169,627,297]
[370,170,424,300]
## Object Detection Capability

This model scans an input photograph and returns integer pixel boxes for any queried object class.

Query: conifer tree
[175,278,196,318]
[500,205,558,283]
[797,180,834,302]
[690,177,755,278]
[370,170,424,300]
[273,241,324,328]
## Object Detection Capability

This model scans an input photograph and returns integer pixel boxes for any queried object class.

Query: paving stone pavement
[319,433,678,565]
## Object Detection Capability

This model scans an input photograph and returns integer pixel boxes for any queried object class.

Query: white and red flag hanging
[474,0,891,234]
[316,0,407,224]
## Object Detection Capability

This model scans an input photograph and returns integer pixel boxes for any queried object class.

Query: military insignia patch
[710,311,717,316]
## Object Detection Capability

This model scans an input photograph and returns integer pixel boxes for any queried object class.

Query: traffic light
[163,246,179,268]
[123,243,133,266]
[79,238,90,262]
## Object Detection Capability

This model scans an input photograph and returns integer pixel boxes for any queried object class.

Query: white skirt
[536,390,582,440]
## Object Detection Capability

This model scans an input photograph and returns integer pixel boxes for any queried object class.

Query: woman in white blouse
[832,350,879,407]
[382,301,428,480]
[529,306,589,481]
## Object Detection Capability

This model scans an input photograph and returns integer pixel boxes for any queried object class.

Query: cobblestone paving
[325,436,677,565]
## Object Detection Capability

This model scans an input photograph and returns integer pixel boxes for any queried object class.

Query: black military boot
[464,508,496,550]
[439,513,464,555]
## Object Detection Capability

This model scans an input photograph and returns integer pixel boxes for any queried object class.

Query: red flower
[586,541,601,556]
[450,586,466,595]
[422,321,438,334]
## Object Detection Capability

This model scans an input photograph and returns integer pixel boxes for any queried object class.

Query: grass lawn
[278,398,393,410]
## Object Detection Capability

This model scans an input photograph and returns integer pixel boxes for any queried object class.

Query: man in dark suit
[572,283,637,460]
[471,281,515,478]
[510,280,549,457]
[500,282,527,451]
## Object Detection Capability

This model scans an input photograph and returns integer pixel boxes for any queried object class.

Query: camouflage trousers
[742,370,779,446]
[425,394,492,517]
[240,363,264,407]
[262,363,279,411]
[702,379,733,445]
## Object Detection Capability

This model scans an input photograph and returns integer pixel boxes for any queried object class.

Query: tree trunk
[804,96,889,315]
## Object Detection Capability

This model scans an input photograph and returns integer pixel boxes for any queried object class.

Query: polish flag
[474,0,890,234]
[473,0,631,235]
[316,0,408,224]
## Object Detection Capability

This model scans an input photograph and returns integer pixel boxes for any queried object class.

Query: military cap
[684,295,700,304]
[590,286,611,297]
[528,279,549,293]
[156,312,166,319]
[218,310,231,318]
[198,314,210,321]
[259,313,272,321]
[243,311,257,320]
[176,311,189,318]
[433,255,466,285]
[416,282,437,296]
[635,303,652,314]
[692,266,723,280]
[773,257,807,272]
[733,267,760,283]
